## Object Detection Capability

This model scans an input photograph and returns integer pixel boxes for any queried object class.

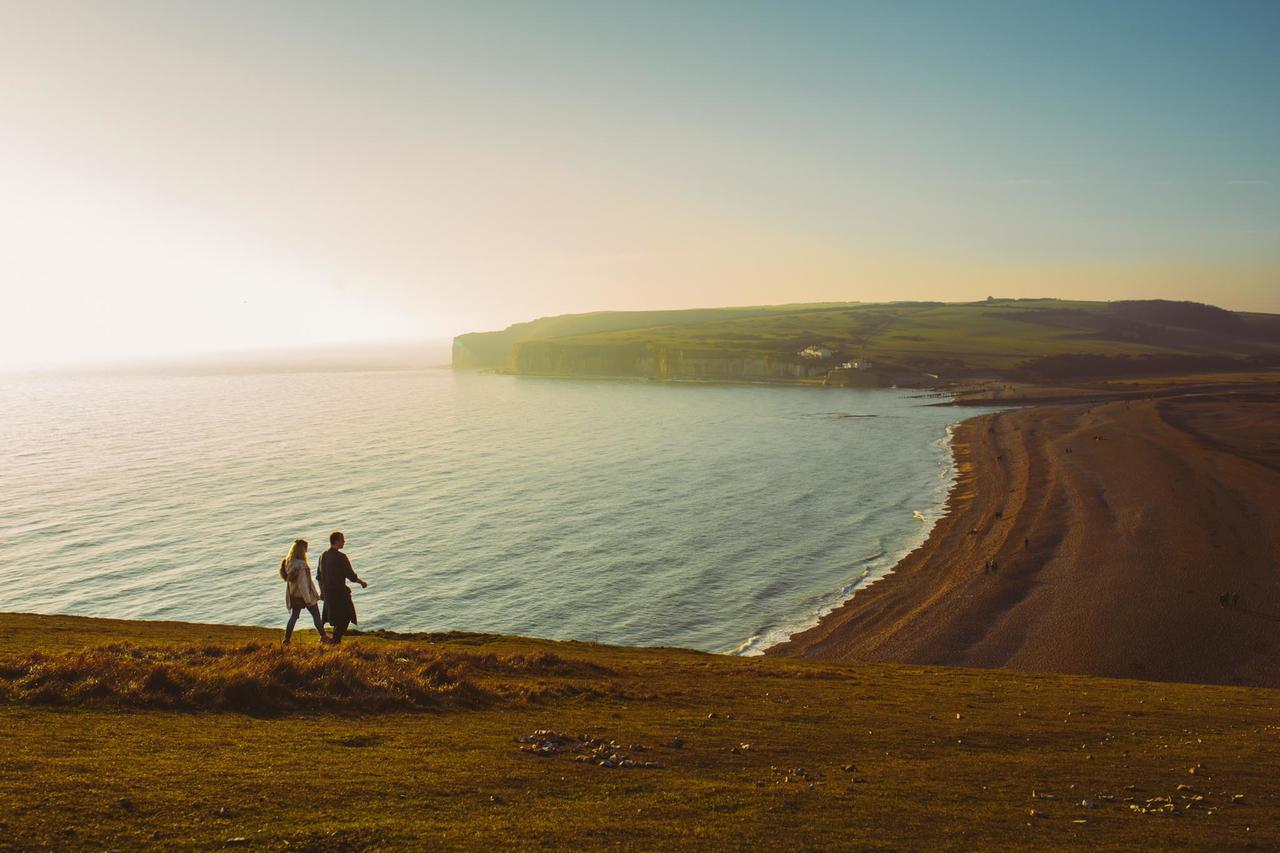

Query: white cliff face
[510,341,831,381]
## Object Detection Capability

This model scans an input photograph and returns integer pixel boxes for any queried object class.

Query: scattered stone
[1080,799,1096,809]
[1072,819,1088,825]
[216,806,232,819]
[1031,791,1056,800]
[224,838,250,847]
[707,712,718,720]
[665,735,684,750]
[489,795,504,805]
[842,764,857,773]
[516,729,661,770]
[1028,809,1047,818]
[117,798,134,812]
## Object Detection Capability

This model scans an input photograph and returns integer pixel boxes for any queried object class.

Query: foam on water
[0,368,998,653]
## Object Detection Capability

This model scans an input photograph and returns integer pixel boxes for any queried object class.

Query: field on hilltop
[454,299,1280,383]
[2,612,1279,850]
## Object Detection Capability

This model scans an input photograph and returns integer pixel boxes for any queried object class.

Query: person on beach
[280,539,328,645]
[317,531,367,644]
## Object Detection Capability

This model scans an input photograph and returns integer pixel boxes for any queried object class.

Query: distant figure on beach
[317,531,367,644]
[280,539,328,645]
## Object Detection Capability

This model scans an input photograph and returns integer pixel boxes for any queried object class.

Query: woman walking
[280,539,329,645]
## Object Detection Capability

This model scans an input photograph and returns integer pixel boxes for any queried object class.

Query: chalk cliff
[509,340,830,381]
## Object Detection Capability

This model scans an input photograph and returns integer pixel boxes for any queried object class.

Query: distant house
[798,346,833,359]
[840,360,874,370]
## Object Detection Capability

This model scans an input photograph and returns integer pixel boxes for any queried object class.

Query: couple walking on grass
[279,531,368,645]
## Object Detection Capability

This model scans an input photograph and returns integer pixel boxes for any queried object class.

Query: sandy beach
[768,389,1280,687]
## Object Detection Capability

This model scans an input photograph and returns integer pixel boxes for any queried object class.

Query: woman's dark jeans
[285,603,325,641]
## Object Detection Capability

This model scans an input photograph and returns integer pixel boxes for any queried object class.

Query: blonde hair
[279,539,309,580]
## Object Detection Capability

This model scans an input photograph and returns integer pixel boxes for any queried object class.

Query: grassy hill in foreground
[454,299,1280,384]
[2,613,1279,850]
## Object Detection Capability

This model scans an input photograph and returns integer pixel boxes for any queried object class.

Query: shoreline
[738,418,970,657]
[766,389,1280,687]
[479,365,1280,401]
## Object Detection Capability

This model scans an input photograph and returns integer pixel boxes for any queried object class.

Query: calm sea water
[0,366,993,654]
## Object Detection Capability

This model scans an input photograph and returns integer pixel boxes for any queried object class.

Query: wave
[737,412,967,657]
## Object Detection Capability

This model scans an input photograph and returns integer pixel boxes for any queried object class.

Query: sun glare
[0,159,410,369]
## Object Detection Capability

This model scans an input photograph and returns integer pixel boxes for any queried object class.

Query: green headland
[453,299,1280,387]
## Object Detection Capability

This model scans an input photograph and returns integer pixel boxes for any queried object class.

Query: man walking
[317,531,367,644]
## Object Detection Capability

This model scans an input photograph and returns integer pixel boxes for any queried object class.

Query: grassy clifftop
[454,299,1280,383]
[3,612,1279,849]
[450,303,853,369]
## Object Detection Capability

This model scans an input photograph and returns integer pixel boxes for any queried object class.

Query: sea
[0,359,997,654]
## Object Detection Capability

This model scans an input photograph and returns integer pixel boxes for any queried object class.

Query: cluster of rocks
[1029,783,1245,819]
[752,763,853,790]
[1127,786,1243,817]
[516,729,662,769]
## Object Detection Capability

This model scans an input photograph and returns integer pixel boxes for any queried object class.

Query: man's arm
[342,553,368,588]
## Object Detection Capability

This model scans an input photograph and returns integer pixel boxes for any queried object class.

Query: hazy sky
[2,0,1277,367]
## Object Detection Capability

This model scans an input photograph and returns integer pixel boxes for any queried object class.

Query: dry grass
[0,641,607,715]
[5,613,1280,850]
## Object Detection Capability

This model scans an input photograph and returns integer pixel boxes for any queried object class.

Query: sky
[1,0,1277,367]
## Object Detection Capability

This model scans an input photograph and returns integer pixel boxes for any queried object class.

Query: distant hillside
[451,303,856,369]
[454,299,1280,385]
